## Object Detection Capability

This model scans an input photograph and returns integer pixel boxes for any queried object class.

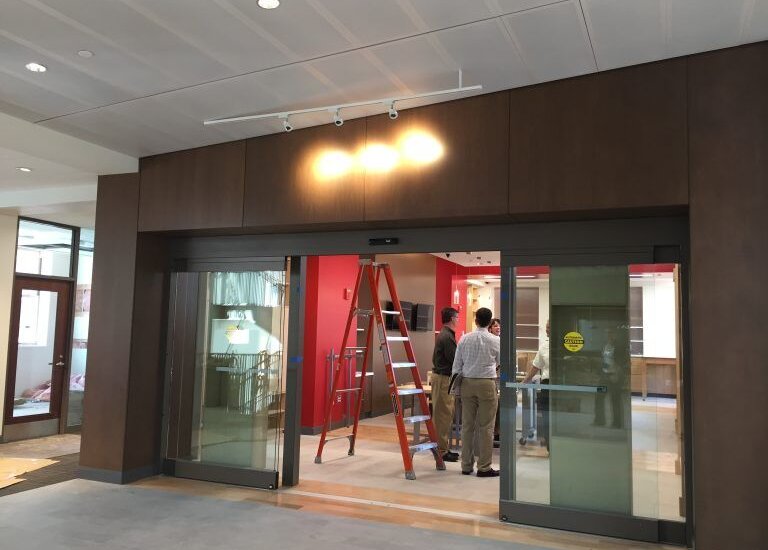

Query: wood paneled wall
[688,42,768,550]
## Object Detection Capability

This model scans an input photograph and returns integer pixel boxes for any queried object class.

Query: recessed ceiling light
[258,0,280,8]
[17,167,32,172]
[77,50,94,58]
[25,62,47,73]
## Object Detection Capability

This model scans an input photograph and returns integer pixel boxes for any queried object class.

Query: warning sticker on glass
[563,331,584,352]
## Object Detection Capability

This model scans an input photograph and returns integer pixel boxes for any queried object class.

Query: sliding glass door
[499,255,687,544]
[163,259,290,489]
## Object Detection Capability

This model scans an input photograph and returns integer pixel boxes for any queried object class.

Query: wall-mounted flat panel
[139,141,245,231]
[509,59,688,214]
[244,120,366,227]
[364,92,509,222]
[688,42,768,550]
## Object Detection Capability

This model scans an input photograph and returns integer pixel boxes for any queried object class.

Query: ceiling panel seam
[576,0,599,71]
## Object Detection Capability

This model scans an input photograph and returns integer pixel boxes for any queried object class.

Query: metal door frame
[498,246,691,546]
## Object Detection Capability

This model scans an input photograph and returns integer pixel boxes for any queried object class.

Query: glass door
[4,277,72,424]
[499,259,686,544]
[163,259,290,489]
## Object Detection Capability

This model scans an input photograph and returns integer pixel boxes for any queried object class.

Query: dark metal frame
[162,216,691,544]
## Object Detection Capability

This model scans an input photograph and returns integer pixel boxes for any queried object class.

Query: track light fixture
[203,70,481,128]
[388,101,398,120]
[280,115,293,133]
[333,108,344,127]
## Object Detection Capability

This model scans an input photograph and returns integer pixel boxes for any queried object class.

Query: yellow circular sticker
[563,331,584,352]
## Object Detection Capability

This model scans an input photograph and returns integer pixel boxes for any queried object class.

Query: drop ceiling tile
[744,0,768,43]
[306,50,405,104]
[0,68,89,121]
[502,0,596,83]
[34,0,234,84]
[582,0,667,70]
[305,0,421,44]
[492,0,573,16]
[666,0,747,58]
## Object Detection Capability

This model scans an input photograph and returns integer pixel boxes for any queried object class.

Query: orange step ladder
[314,259,446,480]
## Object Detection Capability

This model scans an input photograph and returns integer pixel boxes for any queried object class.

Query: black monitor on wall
[413,303,434,332]
[385,301,412,330]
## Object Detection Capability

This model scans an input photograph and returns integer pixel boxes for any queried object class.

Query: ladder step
[335,388,361,394]
[382,310,400,315]
[397,388,424,396]
[357,328,365,332]
[386,336,409,341]
[409,441,438,453]
[391,362,417,369]
[355,371,374,378]
[403,415,430,424]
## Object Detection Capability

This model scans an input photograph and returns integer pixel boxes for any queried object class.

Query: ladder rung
[397,388,424,396]
[326,434,354,443]
[355,371,374,378]
[381,310,400,315]
[357,328,365,332]
[386,336,409,341]
[391,362,417,369]
[403,415,430,424]
[335,388,361,394]
[409,441,438,453]
[346,346,367,350]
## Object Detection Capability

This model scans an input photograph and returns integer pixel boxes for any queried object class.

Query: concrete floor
[0,479,544,550]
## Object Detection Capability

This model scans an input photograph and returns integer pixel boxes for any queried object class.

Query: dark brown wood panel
[364,92,509,222]
[139,141,245,231]
[244,120,366,227]
[123,233,169,471]
[80,174,139,472]
[688,42,768,550]
[509,59,688,214]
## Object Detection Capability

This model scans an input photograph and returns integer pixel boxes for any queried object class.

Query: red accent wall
[434,258,501,339]
[301,255,360,430]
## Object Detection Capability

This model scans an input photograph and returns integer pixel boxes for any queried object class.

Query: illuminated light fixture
[77,50,94,58]
[17,167,32,172]
[258,0,280,8]
[314,150,354,180]
[388,102,398,120]
[360,144,399,173]
[203,70,481,127]
[280,115,293,133]
[399,130,444,165]
[332,108,344,127]
[25,62,47,73]
[516,275,535,279]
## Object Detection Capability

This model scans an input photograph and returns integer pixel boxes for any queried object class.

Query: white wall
[0,214,18,436]
[634,276,677,358]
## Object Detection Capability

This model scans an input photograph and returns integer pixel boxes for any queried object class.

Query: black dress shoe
[461,469,473,475]
[442,452,458,462]
[476,468,500,478]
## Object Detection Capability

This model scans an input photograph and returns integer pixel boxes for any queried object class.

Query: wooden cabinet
[139,141,246,232]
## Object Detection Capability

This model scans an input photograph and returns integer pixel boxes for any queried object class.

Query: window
[15,219,74,278]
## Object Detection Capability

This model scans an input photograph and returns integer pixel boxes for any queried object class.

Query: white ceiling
[0,0,765,158]
[433,251,500,267]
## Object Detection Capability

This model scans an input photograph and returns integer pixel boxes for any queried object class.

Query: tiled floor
[0,433,81,494]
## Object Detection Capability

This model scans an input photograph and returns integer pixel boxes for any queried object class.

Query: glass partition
[509,264,684,522]
[15,219,74,278]
[165,264,289,480]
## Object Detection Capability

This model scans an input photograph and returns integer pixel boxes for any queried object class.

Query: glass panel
[184,269,288,471]
[13,289,58,417]
[512,264,684,521]
[68,229,94,426]
[15,220,74,277]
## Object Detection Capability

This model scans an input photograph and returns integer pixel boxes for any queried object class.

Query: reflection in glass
[185,270,288,471]
[15,220,73,278]
[68,228,93,426]
[512,265,684,521]
[13,290,58,417]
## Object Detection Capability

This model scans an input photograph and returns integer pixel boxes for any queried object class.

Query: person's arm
[445,336,457,368]
[451,340,464,376]
[523,350,542,383]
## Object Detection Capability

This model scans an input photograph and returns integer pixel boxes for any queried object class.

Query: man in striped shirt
[452,307,500,477]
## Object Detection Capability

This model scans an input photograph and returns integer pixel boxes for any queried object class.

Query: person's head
[545,319,551,338]
[441,307,459,329]
[488,318,501,336]
[475,307,493,328]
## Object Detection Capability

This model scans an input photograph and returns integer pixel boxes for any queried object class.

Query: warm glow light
[398,130,444,165]
[359,143,399,173]
[313,150,354,180]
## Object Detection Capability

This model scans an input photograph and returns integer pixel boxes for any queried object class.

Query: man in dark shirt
[432,307,459,462]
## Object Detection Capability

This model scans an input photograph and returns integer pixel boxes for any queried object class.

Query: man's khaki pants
[430,373,454,455]
[460,378,498,473]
